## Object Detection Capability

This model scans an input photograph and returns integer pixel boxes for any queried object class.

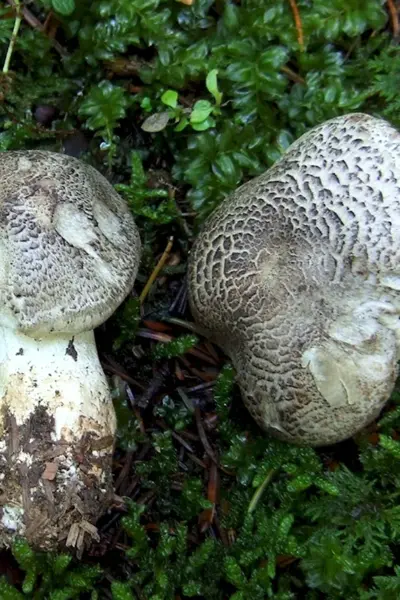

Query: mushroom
[188,113,400,446]
[0,151,141,551]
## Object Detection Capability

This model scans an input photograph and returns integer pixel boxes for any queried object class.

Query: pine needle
[140,237,174,304]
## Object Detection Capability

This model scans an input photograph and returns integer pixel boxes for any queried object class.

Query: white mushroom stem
[0,326,116,442]
[0,326,116,551]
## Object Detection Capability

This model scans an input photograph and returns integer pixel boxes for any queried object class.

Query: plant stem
[3,0,22,74]
[248,469,277,514]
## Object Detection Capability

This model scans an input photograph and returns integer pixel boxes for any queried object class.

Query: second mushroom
[188,113,400,446]
[0,151,140,551]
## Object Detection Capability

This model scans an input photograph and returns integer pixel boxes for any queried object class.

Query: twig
[156,419,195,453]
[288,0,304,51]
[3,0,21,74]
[137,329,218,365]
[140,237,174,304]
[101,356,145,390]
[187,453,207,469]
[199,461,219,532]
[169,280,188,314]
[163,316,207,336]
[114,451,135,493]
[281,65,305,85]
[5,0,68,57]
[186,381,216,393]
[136,363,170,409]
[195,406,218,464]
[387,0,400,38]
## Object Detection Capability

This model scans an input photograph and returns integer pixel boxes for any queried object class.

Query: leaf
[278,514,295,539]
[287,475,313,492]
[111,581,137,600]
[0,578,24,599]
[142,111,171,132]
[52,0,75,16]
[190,100,213,124]
[161,90,178,109]
[259,46,288,70]
[211,154,240,185]
[379,435,400,459]
[112,297,141,351]
[206,69,223,106]
[175,116,189,131]
[224,556,247,589]
[79,81,128,138]
[151,334,199,360]
[191,116,216,131]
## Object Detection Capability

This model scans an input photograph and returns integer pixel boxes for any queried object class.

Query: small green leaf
[278,514,295,539]
[287,475,313,492]
[22,569,37,595]
[111,581,136,600]
[52,0,75,15]
[380,434,400,459]
[224,556,247,589]
[182,581,203,596]
[314,478,340,496]
[191,116,216,131]
[151,334,199,360]
[206,69,223,106]
[140,97,153,112]
[211,154,240,185]
[161,90,179,109]
[52,554,73,575]
[0,578,24,599]
[190,100,213,124]
[174,116,189,131]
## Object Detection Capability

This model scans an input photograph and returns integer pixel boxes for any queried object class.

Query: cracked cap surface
[188,113,400,446]
[0,150,141,335]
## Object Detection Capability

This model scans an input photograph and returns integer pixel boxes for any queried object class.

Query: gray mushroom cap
[0,150,141,336]
[188,113,400,446]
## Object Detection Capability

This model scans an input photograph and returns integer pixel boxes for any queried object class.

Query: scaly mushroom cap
[188,113,400,446]
[0,150,140,335]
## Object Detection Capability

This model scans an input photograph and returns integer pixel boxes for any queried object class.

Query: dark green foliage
[78,80,128,158]
[151,333,199,360]
[2,0,398,220]
[105,387,400,599]
[153,394,193,432]
[0,539,100,599]
[114,504,222,599]
[111,296,141,351]
[116,152,177,225]
[51,0,76,17]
